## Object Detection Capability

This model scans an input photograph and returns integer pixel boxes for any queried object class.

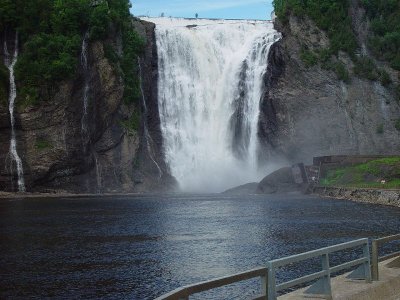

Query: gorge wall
[0,19,174,193]
[1,2,400,194]
[259,4,400,164]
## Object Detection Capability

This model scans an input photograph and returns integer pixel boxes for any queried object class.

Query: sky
[130,0,274,20]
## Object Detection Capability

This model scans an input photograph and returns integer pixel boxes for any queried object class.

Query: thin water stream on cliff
[4,33,25,192]
[1,194,399,299]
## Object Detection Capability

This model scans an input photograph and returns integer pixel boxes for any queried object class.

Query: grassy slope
[320,157,400,189]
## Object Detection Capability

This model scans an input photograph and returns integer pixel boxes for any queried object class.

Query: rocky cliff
[0,19,175,193]
[259,4,400,164]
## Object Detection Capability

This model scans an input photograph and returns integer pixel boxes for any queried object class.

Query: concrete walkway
[280,256,400,300]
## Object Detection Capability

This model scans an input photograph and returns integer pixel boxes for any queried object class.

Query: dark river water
[0,193,399,299]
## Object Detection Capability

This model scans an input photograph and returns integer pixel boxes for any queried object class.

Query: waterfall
[4,33,25,192]
[137,57,163,179]
[94,153,102,193]
[146,18,281,192]
[80,32,90,146]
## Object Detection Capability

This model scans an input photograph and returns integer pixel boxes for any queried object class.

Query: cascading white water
[144,18,281,192]
[4,33,25,192]
[80,32,90,143]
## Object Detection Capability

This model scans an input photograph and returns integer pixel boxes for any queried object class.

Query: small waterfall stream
[80,32,101,193]
[145,18,281,192]
[4,33,25,192]
[137,57,163,179]
[80,31,90,145]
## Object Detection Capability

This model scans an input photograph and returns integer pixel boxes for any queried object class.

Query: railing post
[267,263,277,300]
[371,240,379,281]
[363,241,372,283]
[260,269,268,299]
[321,253,332,299]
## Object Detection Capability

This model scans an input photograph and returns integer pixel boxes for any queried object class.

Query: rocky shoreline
[313,186,400,208]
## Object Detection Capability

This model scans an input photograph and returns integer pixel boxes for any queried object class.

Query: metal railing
[267,238,371,300]
[156,238,379,300]
[371,234,400,281]
[155,267,268,300]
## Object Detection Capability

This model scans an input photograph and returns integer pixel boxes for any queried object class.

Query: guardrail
[371,234,400,281]
[154,267,268,300]
[156,238,379,300]
[267,238,371,300]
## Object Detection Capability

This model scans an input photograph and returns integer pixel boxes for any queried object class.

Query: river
[0,194,399,299]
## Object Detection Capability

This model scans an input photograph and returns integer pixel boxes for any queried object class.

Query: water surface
[0,194,399,299]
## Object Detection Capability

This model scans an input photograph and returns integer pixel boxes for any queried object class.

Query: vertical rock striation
[259,14,400,164]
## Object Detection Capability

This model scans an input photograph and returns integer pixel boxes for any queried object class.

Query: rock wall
[314,186,400,208]
[259,10,400,165]
[0,20,175,193]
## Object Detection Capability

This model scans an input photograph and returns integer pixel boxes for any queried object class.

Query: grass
[320,157,400,189]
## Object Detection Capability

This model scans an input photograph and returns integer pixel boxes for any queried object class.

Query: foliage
[273,0,358,55]
[320,157,400,188]
[1,0,144,106]
[121,30,145,104]
[378,69,392,86]
[353,56,379,81]
[121,110,140,135]
[362,0,400,70]
[300,48,318,67]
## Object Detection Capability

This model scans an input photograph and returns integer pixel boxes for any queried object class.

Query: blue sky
[130,0,274,20]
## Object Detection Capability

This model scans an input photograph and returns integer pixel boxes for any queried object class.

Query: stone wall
[313,186,400,208]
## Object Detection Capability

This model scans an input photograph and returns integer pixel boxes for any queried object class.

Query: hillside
[258,0,400,164]
[0,0,175,192]
[321,157,400,188]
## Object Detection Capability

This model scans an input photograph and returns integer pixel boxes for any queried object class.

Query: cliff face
[0,20,175,193]
[259,10,400,164]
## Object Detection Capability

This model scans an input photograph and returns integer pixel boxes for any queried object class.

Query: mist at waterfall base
[143,18,281,193]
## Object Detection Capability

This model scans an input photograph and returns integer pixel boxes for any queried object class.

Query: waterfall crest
[4,33,25,192]
[145,18,280,192]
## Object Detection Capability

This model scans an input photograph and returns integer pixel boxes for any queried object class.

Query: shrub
[362,0,400,70]
[273,0,358,56]
[332,61,349,82]
[379,69,391,86]
[353,56,379,81]
[300,48,318,67]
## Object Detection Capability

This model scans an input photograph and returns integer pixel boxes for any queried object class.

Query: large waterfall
[4,33,25,192]
[145,18,281,192]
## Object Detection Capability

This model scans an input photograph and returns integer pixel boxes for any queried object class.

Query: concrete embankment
[313,186,400,208]
[280,256,400,300]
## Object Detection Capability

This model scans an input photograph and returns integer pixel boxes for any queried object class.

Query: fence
[267,238,370,300]
[371,234,400,281]
[155,267,268,300]
[156,235,399,300]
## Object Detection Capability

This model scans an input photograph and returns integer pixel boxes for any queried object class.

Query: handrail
[156,238,374,300]
[371,233,400,281]
[154,267,268,300]
[267,238,371,300]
